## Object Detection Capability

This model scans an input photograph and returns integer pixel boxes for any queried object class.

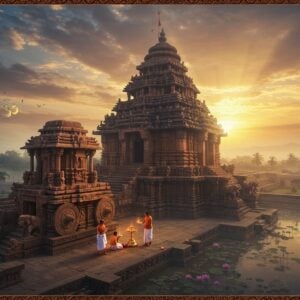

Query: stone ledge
[39,274,87,295]
[44,222,118,255]
[0,261,24,289]
[171,243,192,265]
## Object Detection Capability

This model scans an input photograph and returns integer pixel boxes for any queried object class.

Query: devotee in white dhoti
[96,220,107,255]
[109,231,123,250]
[143,211,153,247]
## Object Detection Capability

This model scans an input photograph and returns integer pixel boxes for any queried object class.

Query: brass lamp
[126,224,138,247]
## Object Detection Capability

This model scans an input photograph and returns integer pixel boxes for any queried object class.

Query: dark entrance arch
[133,136,144,163]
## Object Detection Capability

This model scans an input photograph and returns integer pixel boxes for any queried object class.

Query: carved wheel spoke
[95,197,115,224]
[54,203,79,236]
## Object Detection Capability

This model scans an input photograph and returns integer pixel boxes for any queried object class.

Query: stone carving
[225,184,241,202]
[23,171,36,185]
[54,203,80,236]
[241,181,258,208]
[95,197,115,224]
[221,164,235,174]
[18,214,41,236]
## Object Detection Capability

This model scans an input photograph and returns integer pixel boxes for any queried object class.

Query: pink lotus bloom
[222,263,230,270]
[196,275,203,281]
[185,274,193,280]
[213,242,220,248]
[202,274,210,281]
[213,280,220,286]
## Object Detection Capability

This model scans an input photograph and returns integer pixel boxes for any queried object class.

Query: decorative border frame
[0,296,300,299]
[0,0,300,4]
[0,2,299,299]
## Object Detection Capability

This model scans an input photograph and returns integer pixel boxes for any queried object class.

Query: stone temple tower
[94,29,256,219]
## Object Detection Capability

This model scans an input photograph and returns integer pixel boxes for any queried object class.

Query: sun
[219,120,236,134]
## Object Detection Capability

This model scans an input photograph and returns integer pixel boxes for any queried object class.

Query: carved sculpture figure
[18,214,41,236]
[225,184,241,202]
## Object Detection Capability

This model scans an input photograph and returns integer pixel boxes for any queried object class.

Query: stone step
[0,239,14,248]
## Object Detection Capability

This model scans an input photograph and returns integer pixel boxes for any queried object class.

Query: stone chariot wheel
[54,203,80,236]
[95,197,115,224]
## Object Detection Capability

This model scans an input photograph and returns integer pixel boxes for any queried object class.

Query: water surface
[124,205,300,295]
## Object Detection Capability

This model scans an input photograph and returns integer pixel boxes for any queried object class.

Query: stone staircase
[103,165,142,215]
[0,227,24,262]
[107,165,141,195]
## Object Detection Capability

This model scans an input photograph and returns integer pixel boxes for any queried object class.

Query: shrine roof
[22,120,99,150]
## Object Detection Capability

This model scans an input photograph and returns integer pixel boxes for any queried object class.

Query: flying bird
[37,104,45,108]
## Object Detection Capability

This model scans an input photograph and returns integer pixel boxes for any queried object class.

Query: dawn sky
[0,5,300,159]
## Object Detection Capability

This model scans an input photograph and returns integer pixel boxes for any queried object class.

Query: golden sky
[0,5,300,159]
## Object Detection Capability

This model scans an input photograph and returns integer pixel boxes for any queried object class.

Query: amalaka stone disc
[54,203,80,236]
[95,197,115,224]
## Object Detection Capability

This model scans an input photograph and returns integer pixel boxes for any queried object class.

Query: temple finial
[159,28,166,43]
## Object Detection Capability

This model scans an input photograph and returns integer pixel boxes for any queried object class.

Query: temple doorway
[23,201,36,215]
[125,132,144,164]
[133,137,144,163]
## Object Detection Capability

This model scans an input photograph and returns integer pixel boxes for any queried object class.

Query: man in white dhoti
[109,231,123,251]
[96,220,107,255]
[143,212,153,247]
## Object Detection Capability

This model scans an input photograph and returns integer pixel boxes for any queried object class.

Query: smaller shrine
[0,120,116,260]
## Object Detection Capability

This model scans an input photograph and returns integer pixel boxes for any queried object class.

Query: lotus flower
[213,280,220,286]
[202,274,210,281]
[196,275,203,282]
[185,274,193,280]
[213,242,220,248]
[222,263,230,271]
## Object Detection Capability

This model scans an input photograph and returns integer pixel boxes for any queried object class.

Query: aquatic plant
[213,242,220,248]
[222,263,230,271]
[213,280,221,286]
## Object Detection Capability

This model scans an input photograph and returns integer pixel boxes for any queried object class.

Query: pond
[124,206,300,295]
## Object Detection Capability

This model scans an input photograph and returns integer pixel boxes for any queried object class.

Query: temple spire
[159,28,166,43]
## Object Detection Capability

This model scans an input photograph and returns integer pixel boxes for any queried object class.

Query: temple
[0,120,116,260]
[94,29,256,219]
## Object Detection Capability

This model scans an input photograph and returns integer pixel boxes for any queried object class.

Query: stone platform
[0,208,277,295]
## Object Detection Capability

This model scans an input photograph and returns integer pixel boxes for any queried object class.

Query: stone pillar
[140,131,150,165]
[208,134,218,166]
[215,136,221,166]
[211,139,216,166]
[201,132,208,166]
[89,150,96,172]
[54,149,63,172]
[120,139,126,166]
[36,150,42,183]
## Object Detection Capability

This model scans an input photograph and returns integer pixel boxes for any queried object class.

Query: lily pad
[208,267,223,275]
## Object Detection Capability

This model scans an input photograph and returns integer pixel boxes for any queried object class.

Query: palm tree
[252,152,264,167]
[287,153,299,166]
[268,156,277,169]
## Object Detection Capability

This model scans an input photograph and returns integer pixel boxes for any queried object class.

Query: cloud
[0,62,75,100]
[0,5,300,155]
[9,29,25,50]
[259,26,300,82]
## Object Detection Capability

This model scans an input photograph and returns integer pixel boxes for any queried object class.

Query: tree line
[222,153,300,173]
